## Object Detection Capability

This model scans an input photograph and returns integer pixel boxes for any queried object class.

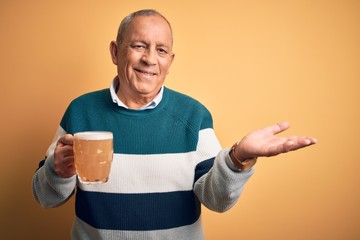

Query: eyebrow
[129,40,171,49]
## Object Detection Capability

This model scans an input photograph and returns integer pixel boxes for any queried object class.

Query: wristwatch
[229,142,257,171]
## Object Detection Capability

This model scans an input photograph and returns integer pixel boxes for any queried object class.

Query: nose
[141,48,157,65]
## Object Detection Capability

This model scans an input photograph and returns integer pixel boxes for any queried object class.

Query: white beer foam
[74,131,113,140]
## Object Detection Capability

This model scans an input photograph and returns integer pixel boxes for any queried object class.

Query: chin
[136,84,161,95]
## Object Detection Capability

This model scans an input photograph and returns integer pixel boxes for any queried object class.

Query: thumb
[58,134,74,146]
[271,121,290,135]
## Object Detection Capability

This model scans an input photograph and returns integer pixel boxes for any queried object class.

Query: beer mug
[73,131,114,184]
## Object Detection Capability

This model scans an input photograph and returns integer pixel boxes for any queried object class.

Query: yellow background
[1,0,359,239]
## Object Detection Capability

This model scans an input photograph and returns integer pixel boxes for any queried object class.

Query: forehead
[124,15,173,46]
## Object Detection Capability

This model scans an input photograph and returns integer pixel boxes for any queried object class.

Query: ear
[109,41,118,65]
[167,53,175,74]
[170,53,175,65]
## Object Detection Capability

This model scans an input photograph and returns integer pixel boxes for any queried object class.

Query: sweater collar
[110,77,164,110]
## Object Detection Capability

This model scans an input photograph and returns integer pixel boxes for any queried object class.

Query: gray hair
[116,9,173,45]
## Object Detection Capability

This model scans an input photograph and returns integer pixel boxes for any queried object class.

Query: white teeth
[140,71,155,76]
[135,69,155,76]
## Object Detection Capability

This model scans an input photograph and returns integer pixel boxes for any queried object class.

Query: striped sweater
[32,87,254,240]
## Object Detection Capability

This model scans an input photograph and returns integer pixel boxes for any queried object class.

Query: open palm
[236,122,317,160]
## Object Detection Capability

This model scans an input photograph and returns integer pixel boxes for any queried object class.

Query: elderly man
[32,9,316,240]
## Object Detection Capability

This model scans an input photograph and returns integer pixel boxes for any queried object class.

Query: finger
[267,137,302,155]
[65,161,75,171]
[54,155,75,178]
[284,138,316,152]
[61,145,75,158]
[267,138,290,156]
[266,121,290,135]
[56,152,74,164]
[291,136,317,146]
[286,136,308,145]
[308,137,318,144]
[54,145,74,161]
[60,165,76,178]
[65,161,76,177]
[58,134,74,146]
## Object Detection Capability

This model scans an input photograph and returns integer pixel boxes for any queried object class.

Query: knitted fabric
[32,87,254,240]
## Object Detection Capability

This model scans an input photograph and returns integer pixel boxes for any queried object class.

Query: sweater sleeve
[193,148,254,213]
[32,126,76,208]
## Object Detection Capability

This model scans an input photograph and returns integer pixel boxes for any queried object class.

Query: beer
[73,131,113,184]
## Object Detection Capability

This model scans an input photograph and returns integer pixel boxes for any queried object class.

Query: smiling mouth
[134,68,157,76]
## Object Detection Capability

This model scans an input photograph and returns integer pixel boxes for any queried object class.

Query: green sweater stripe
[60,87,213,154]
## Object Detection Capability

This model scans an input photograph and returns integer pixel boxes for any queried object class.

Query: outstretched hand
[235,122,317,160]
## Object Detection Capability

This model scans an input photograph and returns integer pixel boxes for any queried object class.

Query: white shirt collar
[110,77,164,110]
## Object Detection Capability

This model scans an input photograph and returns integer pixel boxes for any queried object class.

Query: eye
[157,48,168,55]
[130,45,145,51]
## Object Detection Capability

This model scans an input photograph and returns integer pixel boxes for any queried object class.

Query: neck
[116,88,157,110]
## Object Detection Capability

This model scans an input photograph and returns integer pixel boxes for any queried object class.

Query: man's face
[112,15,174,102]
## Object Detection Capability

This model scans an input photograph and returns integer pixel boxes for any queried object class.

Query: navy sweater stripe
[194,158,215,183]
[59,87,215,232]
[75,188,201,231]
